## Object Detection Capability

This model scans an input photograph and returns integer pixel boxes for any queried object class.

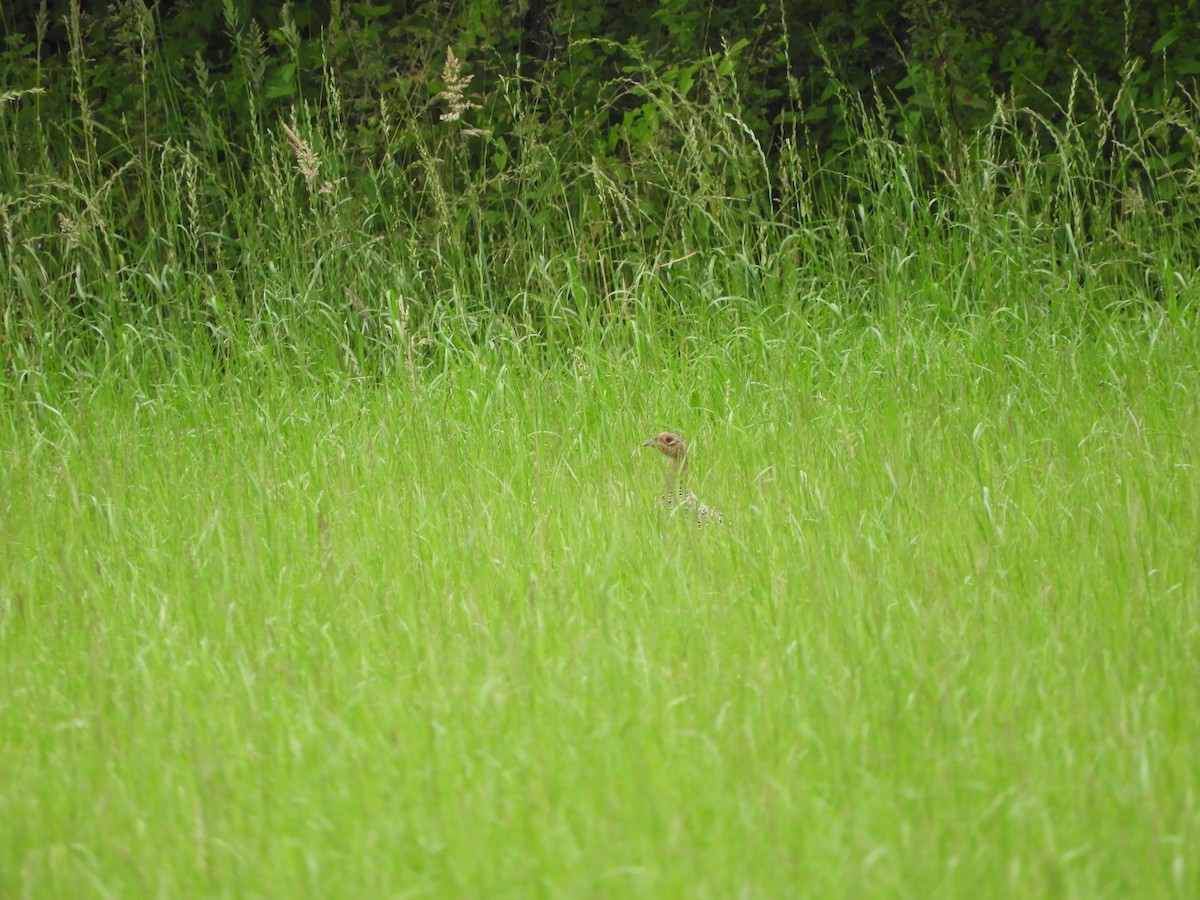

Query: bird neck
[665,453,689,493]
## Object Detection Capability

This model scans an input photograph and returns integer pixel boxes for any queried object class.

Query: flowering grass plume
[437,46,480,124]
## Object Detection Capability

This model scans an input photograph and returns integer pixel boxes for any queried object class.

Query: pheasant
[641,431,723,527]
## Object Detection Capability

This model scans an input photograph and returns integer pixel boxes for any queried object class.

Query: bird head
[642,431,688,463]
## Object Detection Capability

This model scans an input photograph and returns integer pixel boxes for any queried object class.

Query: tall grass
[2,10,1199,898]
[2,7,1198,379]
[4,311,1199,896]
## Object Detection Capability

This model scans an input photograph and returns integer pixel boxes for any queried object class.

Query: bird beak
[641,438,656,447]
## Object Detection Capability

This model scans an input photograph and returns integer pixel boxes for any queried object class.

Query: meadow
[3,24,1200,896]
[3,300,1198,897]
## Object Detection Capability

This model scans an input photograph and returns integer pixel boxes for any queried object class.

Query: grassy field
[4,26,1200,895]
[3,304,1198,897]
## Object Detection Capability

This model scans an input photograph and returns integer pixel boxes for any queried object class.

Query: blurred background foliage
[1,0,1198,360]
[4,0,1197,176]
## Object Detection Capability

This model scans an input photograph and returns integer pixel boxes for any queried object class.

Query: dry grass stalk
[438,46,481,123]
[281,122,320,182]
[57,213,81,250]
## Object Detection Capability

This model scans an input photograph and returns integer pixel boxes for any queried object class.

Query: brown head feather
[641,431,688,463]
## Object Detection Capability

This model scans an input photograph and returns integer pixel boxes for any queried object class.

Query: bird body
[642,431,723,527]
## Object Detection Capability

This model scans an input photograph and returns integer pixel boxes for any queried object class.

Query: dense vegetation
[2,2,1198,897]
[2,0,1199,365]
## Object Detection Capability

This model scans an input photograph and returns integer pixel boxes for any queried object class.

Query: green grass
[4,22,1200,896]
[3,308,1198,897]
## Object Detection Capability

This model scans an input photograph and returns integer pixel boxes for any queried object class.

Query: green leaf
[265,62,297,99]
[1151,29,1179,54]
[350,3,391,18]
